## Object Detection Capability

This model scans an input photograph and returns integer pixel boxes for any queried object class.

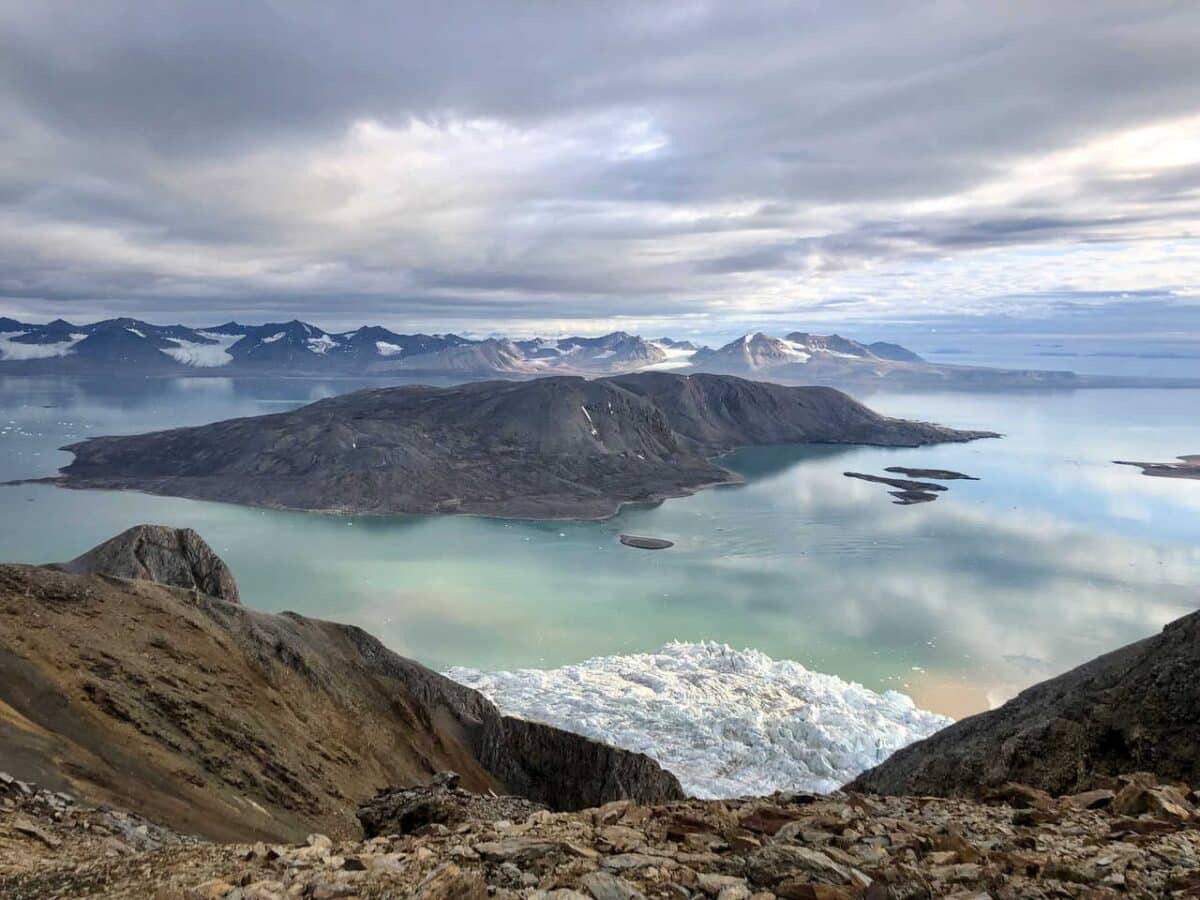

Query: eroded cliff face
[850,609,1200,798]
[0,530,681,843]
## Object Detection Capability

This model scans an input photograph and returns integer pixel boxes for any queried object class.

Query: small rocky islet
[844,467,979,505]
[619,534,675,550]
[883,467,980,481]
[1114,455,1200,481]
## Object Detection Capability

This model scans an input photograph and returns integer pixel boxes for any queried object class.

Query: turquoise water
[1,376,1198,717]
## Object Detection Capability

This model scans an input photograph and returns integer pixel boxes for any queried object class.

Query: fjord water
[1,376,1198,719]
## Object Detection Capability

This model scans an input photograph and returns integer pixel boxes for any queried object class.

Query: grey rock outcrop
[850,608,1200,798]
[52,524,239,602]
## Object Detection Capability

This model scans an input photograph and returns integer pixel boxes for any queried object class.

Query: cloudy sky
[1,1,1199,339]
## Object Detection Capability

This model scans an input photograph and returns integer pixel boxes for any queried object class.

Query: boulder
[357,776,548,838]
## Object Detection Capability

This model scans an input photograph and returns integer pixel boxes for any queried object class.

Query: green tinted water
[2,376,1197,716]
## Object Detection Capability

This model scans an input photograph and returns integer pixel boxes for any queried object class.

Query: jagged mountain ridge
[0,317,678,376]
[1,316,937,378]
[684,330,1113,389]
[44,373,993,518]
[1,315,1143,388]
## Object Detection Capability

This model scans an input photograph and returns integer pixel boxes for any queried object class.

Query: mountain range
[0,317,690,376]
[7,315,1197,389]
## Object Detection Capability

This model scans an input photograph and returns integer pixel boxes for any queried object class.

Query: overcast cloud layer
[1,1,1199,335]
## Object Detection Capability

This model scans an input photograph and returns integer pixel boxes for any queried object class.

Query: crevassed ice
[446,641,950,797]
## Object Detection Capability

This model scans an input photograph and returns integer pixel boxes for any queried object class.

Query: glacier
[446,641,950,797]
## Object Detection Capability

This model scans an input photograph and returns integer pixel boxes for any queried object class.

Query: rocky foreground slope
[3,769,1200,899]
[44,373,992,518]
[0,529,681,844]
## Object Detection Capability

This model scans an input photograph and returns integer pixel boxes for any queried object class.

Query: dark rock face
[48,373,992,519]
[475,712,687,812]
[53,524,239,602]
[850,609,1200,798]
[333,623,686,814]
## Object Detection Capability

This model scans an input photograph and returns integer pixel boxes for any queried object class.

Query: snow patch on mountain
[640,341,698,370]
[446,641,951,797]
[306,334,339,354]
[779,339,814,361]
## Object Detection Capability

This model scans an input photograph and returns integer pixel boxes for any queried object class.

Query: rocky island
[845,467,982,506]
[1,525,1199,898]
[883,467,979,481]
[39,373,994,519]
[619,534,675,550]
[1115,455,1200,481]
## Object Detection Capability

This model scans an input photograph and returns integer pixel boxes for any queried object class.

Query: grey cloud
[0,1,1199,328]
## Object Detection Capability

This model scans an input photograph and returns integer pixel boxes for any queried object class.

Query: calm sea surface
[1,375,1198,717]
